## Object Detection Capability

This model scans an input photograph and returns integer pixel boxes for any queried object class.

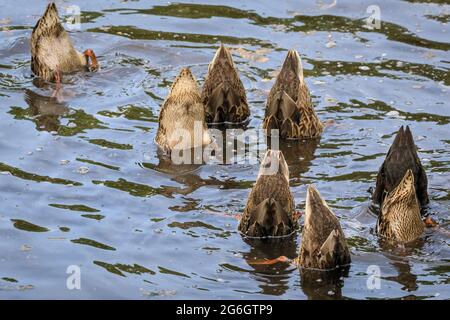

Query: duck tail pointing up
[280,49,304,84]
[246,198,292,237]
[33,2,64,38]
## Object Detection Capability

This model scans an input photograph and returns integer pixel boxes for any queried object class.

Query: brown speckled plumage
[263,49,323,139]
[156,68,211,152]
[31,3,88,81]
[238,150,297,237]
[298,185,351,270]
[377,169,425,243]
[372,125,429,209]
[201,44,249,124]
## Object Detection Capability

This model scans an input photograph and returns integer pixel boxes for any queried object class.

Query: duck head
[372,125,429,208]
[298,185,351,270]
[378,169,425,243]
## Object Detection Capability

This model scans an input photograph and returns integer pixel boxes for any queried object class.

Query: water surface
[0,0,449,299]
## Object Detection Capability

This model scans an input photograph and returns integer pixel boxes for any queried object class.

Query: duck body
[201,44,249,124]
[31,3,97,81]
[298,185,351,270]
[377,169,425,243]
[238,150,297,237]
[263,50,323,139]
[372,125,429,209]
[156,68,211,152]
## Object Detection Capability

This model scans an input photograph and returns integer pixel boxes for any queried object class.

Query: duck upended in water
[263,49,323,139]
[156,68,211,153]
[372,125,429,209]
[201,44,250,124]
[377,169,425,243]
[31,3,98,84]
[238,150,298,237]
[298,185,351,270]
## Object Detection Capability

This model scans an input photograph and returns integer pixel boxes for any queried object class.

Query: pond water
[0,0,449,299]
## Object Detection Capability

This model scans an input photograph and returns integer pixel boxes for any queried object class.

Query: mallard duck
[31,3,98,85]
[298,185,351,270]
[377,169,425,243]
[201,44,250,124]
[372,125,429,209]
[156,67,211,153]
[238,150,298,237]
[263,49,323,139]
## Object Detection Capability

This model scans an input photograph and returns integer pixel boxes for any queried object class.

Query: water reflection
[142,150,204,197]
[142,147,254,197]
[9,88,106,136]
[379,238,426,293]
[272,138,320,184]
[150,149,203,175]
[23,89,69,132]
[242,237,297,296]
[299,267,349,300]
[387,259,418,292]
